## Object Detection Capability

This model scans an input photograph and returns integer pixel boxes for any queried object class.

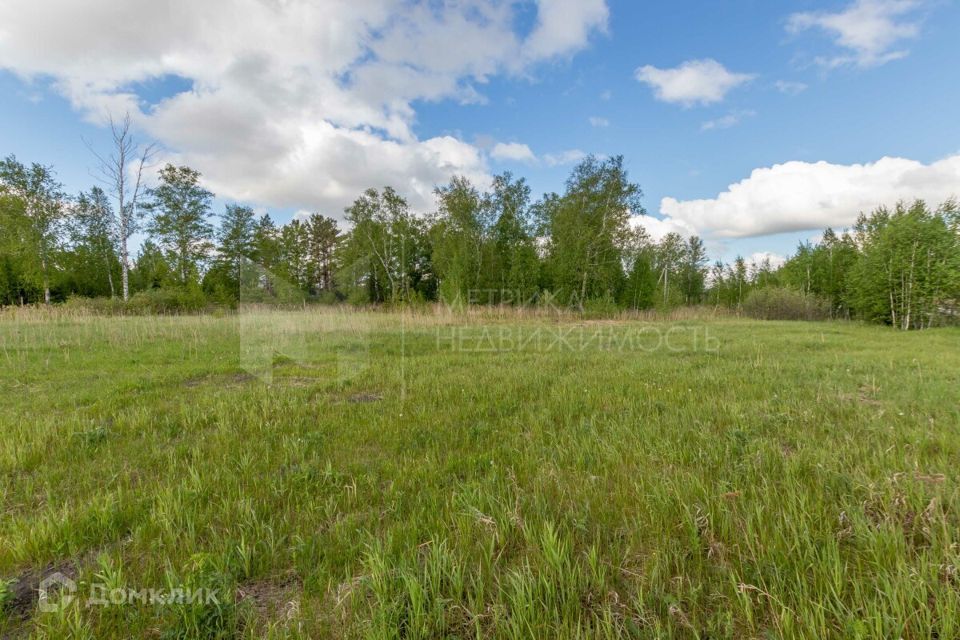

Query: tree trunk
[41,253,50,305]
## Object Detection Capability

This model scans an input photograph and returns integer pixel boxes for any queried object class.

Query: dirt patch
[237,574,301,630]
[3,562,78,621]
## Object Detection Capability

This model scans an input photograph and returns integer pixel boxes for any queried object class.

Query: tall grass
[1,309,958,638]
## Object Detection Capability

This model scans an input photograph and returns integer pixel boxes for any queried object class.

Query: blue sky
[2,0,959,264]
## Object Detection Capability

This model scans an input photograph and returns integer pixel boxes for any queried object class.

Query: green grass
[1,308,959,638]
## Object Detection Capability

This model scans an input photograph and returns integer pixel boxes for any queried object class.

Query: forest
[2,145,958,330]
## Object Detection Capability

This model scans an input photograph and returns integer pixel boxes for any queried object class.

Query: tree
[305,214,340,295]
[213,204,256,298]
[487,173,539,303]
[730,256,749,308]
[0,193,38,304]
[252,214,280,271]
[620,227,657,310]
[130,240,174,291]
[431,176,487,304]
[278,219,309,290]
[143,164,214,286]
[87,113,156,301]
[0,156,67,303]
[654,233,684,307]
[541,155,644,305]
[340,187,425,304]
[69,186,119,297]
[679,235,708,304]
[848,201,960,329]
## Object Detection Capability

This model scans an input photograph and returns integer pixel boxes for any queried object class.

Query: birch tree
[541,155,643,305]
[71,186,119,297]
[0,156,67,304]
[88,114,156,301]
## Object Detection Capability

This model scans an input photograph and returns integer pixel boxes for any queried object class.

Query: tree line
[1,135,957,328]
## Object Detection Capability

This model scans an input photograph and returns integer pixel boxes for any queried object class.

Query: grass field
[1,308,959,639]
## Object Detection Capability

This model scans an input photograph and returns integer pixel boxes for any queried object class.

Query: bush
[579,295,621,318]
[742,287,831,321]
[62,288,210,315]
[127,287,208,314]
[62,295,128,315]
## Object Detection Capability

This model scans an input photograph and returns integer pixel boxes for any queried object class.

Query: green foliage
[3,151,958,329]
[431,175,486,304]
[847,201,960,329]
[778,228,858,317]
[741,286,831,321]
[126,286,208,314]
[679,235,708,304]
[64,186,121,298]
[620,246,657,309]
[160,557,237,640]
[304,213,340,296]
[0,155,67,303]
[204,204,256,300]
[143,164,214,287]
[771,200,960,329]
[0,578,12,614]
[0,192,41,304]
[130,240,176,291]
[339,187,431,304]
[62,287,209,314]
[540,155,643,305]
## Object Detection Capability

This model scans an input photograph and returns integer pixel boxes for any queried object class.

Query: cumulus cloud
[522,0,609,61]
[635,59,755,107]
[588,116,610,128]
[632,215,698,243]
[787,0,925,68]
[490,142,538,164]
[774,80,808,95]
[658,154,960,238]
[0,0,608,214]
[543,149,587,167]
[700,110,756,131]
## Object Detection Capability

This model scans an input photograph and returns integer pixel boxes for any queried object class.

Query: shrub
[742,287,831,321]
[125,287,208,314]
[580,295,621,318]
[62,295,127,315]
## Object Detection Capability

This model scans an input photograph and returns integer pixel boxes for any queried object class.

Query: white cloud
[632,215,697,243]
[0,0,608,214]
[787,0,924,68]
[774,80,808,95]
[543,149,587,167]
[588,116,610,128]
[634,59,755,107]
[522,0,609,61]
[659,154,960,238]
[490,142,537,164]
[700,110,756,131]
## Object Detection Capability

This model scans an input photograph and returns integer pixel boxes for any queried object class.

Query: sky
[1,0,959,265]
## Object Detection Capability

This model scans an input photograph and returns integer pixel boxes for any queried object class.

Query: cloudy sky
[1,0,959,262]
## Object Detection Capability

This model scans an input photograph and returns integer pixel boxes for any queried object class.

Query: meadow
[1,307,959,639]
